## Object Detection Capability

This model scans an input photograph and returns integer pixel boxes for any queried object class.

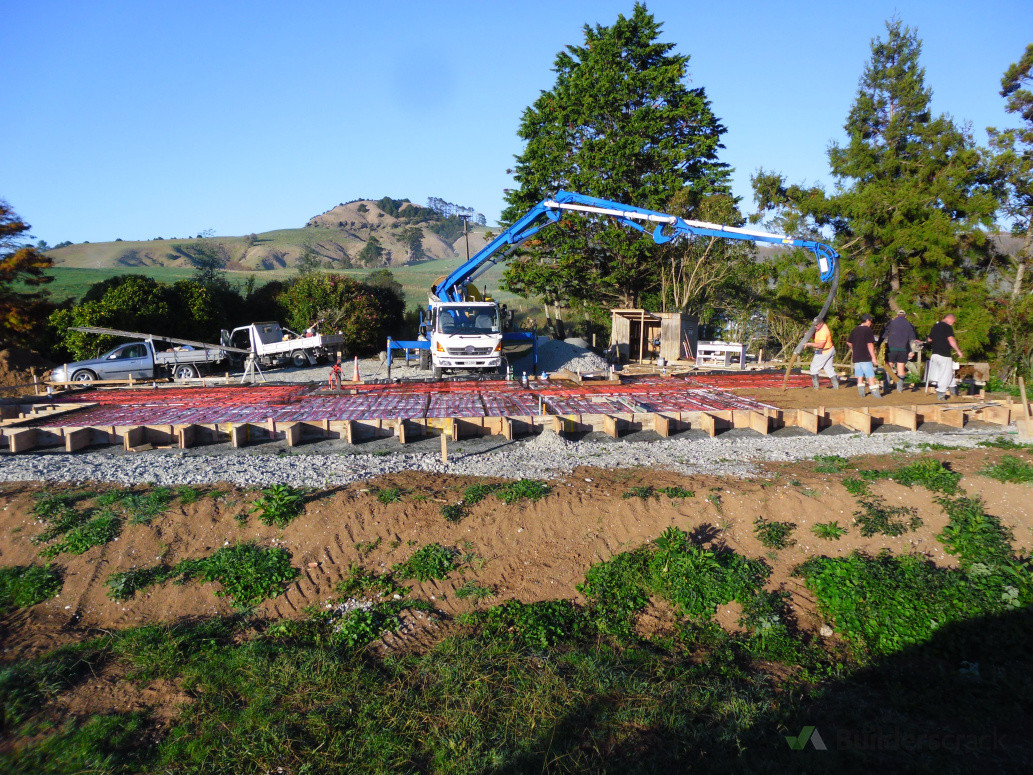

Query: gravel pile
[0,426,1011,487]
[510,337,609,376]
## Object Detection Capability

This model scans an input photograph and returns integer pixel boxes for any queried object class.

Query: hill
[45,197,492,272]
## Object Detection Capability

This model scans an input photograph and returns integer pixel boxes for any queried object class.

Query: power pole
[459,214,471,262]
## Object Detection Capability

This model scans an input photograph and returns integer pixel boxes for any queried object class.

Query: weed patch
[887,458,962,493]
[623,485,695,500]
[440,503,467,523]
[106,544,298,610]
[250,484,305,528]
[811,521,847,540]
[373,486,404,504]
[393,543,458,582]
[462,479,551,506]
[95,487,174,524]
[455,581,494,601]
[981,455,1033,484]
[853,495,922,537]
[0,564,62,614]
[813,454,849,473]
[753,517,796,549]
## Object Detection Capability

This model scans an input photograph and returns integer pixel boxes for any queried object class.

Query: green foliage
[841,477,871,496]
[981,455,1033,483]
[937,496,1017,568]
[0,711,154,773]
[811,521,847,541]
[454,581,494,602]
[175,484,203,505]
[0,641,111,728]
[0,198,54,347]
[753,20,999,349]
[392,544,458,582]
[502,3,730,309]
[753,517,796,550]
[622,484,698,500]
[440,503,467,523]
[853,494,923,537]
[813,454,849,473]
[622,485,655,499]
[336,563,402,599]
[798,549,1033,659]
[94,487,174,524]
[40,511,121,558]
[0,564,62,614]
[887,458,962,493]
[484,599,587,649]
[275,272,403,355]
[461,479,550,506]
[249,484,305,528]
[979,435,1029,449]
[107,544,298,610]
[374,486,403,504]
[175,543,299,610]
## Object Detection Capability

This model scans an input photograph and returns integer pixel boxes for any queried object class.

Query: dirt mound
[0,346,54,393]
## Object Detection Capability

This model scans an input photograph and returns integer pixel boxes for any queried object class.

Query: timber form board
[0,401,1020,454]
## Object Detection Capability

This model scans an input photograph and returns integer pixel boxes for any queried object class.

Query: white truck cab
[429,302,503,378]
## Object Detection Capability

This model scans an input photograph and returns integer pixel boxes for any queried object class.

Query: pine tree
[502,3,730,310]
[753,20,998,344]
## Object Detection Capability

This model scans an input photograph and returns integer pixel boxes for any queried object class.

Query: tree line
[501,4,1032,377]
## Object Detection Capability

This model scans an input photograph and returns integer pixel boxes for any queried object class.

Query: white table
[695,341,746,367]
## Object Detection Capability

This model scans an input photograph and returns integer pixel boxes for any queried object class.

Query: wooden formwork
[0,400,1019,454]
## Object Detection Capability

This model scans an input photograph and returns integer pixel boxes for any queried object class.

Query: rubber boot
[857,383,866,398]
[811,374,820,390]
[896,378,904,393]
[871,385,882,399]
[831,375,840,389]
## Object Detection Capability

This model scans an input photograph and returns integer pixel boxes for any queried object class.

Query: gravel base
[0,425,1013,488]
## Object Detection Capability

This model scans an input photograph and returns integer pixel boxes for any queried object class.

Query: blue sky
[2,0,1030,244]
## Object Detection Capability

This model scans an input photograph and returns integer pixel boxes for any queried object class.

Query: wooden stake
[1020,377,1031,418]
[440,431,448,464]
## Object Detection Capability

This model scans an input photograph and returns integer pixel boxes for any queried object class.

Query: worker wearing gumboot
[805,317,839,390]
[847,314,881,399]
[926,313,964,401]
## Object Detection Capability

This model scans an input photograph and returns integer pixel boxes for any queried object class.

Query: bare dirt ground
[2,444,1030,667]
[0,346,53,396]
[733,383,991,410]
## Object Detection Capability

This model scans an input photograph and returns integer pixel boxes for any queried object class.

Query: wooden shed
[610,309,698,363]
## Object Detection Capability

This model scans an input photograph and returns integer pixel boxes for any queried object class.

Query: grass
[106,543,299,610]
[372,485,404,504]
[454,580,494,602]
[95,487,174,524]
[0,564,63,614]
[813,454,849,473]
[249,484,305,528]
[981,455,1033,484]
[622,485,695,499]
[462,479,551,506]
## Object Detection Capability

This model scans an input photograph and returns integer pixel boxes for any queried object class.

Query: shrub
[250,485,305,528]
[393,544,458,582]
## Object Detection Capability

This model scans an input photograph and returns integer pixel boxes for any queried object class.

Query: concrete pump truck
[386,190,840,379]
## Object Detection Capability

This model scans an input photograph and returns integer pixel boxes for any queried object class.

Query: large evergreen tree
[501,3,730,311]
[753,20,998,347]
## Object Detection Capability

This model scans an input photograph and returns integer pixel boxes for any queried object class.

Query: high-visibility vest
[813,324,833,351]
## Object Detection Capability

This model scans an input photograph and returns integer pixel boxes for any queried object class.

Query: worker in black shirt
[880,310,919,393]
[927,313,964,401]
[846,314,881,399]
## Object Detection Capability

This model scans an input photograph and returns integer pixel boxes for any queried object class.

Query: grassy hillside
[46,198,492,273]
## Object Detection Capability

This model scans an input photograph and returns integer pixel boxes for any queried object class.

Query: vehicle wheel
[419,349,430,370]
[173,364,199,380]
[433,366,443,380]
[291,350,308,368]
[70,369,96,384]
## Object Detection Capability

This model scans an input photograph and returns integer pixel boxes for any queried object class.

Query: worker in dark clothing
[846,314,881,399]
[927,313,964,401]
[880,310,919,393]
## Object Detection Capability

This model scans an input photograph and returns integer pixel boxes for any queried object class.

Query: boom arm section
[432,189,838,303]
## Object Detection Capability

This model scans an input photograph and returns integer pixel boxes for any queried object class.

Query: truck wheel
[419,349,430,370]
[173,364,199,380]
[291,350,308,368]
[433,366,443,380]
[70,369,96,384]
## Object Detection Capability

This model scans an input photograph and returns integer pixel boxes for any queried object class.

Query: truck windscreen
[437,307,500,335]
